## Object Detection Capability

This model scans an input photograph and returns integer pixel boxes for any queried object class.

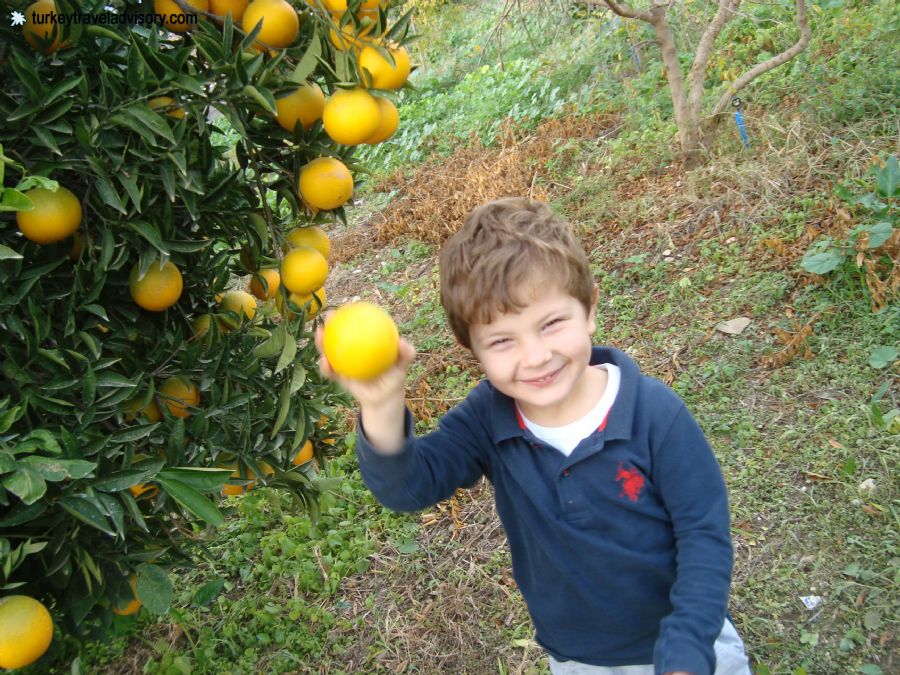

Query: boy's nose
[521,339,551,368]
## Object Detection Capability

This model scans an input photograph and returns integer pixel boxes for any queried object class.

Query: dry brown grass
[367,113,621,247]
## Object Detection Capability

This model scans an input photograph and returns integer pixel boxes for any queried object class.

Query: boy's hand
[315,319,416,455]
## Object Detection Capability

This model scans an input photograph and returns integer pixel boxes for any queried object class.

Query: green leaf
[275,334,297,375]
[110,423,161,444]
[127,105,176,145]
[869,345,898,369]
[863,609,882,630]
[874,155,899,199]
[32,127,62,156]
[45,75,85,106]
[92,461,164,492]
[289,364,307,395]
[158,468,231,492]
[136,563,174,615]
[0,405,19,434]
[0,244,23,261]
[175,74,204,95]
[0,188,34,213]
[58,496,114,536]
[801,249,844,275]
[18,457,96,481]
[242,85,277,115]
[190,577,225,607]
[0,502,45,527]
[271,380,291,438]
[253,325,286,358]
[2,468,47,505]
[126,221,168,255]
[861,222,894,249]
[0,453,16,473]
[94,371,135,387]
[157,476,224,527]
[290,32,322,84]
[95,178,128,215]
[859,665,883,675]
[86,24,130,44]
[14,429,62,456]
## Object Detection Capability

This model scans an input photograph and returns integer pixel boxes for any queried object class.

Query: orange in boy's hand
[321,302,398,380]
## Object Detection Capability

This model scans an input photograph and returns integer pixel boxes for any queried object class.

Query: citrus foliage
[0,0,412,644]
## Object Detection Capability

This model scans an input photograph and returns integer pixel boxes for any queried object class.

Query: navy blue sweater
[356,347,733,674]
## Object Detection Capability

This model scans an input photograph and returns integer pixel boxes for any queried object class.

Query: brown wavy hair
[439,197,594,349]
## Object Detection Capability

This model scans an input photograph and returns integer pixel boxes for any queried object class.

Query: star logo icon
[10,10,26,26]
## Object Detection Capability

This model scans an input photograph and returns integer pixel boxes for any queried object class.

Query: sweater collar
[488,346,640,443]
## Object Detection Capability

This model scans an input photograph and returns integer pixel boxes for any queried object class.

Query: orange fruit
[242,0,299,49]
[358,44,411,90]
[222,466,256,495]
[322,302,399,379]
[292,439,314,465]
[278,287,326,320]
[16,186,82,245]
[23,0,62,53]
[322,88,381,146]
[285,225,330,258]
[365,96,399,144]
[128,483,159,499]
[281,246,328,295]
[327,11,378,51]
[67,231,85,260]
[129,260,183,312]
[192,314,214,338]
[219,289,257,324]
[249,268,281,300]
[0,595,53,669]
[158,377,200,418]
[275,82,325,132]
[297,157,354,211]
[123,395,163,423]
[112,575,142,616]
[322,0,381,11]
[209,0,248,19]
[154,0,209,32]
[148,96,186,119]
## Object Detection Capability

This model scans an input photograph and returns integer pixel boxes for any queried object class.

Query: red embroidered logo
[615,463,645,502]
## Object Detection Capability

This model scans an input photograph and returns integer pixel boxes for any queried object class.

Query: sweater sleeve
[651,404,733,675]
[355,386,490,513]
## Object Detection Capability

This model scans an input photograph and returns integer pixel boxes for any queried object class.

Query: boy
[316,198,751,675]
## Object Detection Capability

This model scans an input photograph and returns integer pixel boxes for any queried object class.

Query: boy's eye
[543,318,563,329]
[489,338,510,348]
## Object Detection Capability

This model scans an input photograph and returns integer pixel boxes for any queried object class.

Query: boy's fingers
[314,325,324,352]
[318,354,336,380]
[397,338,416,366]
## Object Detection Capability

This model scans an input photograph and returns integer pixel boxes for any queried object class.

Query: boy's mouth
[522,366,563,387]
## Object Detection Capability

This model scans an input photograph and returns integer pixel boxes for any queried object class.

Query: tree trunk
[647,6,702,167]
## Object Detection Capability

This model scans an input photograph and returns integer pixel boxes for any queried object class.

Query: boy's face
[469,284,599,424]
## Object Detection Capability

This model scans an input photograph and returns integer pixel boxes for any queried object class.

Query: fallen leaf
[716,317,752,335]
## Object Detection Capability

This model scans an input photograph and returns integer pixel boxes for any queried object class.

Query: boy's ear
[592,283,600,305]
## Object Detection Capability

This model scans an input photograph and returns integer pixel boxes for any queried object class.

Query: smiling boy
[316,198,751,674]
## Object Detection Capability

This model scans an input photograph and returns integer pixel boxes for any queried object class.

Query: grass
[65,0,898,673]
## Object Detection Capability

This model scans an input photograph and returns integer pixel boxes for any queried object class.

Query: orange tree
[0,0,411,647]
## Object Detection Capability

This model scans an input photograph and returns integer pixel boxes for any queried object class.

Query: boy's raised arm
[315,324,416,455]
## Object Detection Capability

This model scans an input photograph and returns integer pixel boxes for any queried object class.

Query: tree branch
[709,0,810,119]
[689,0,741,117]
[603,0,653,23]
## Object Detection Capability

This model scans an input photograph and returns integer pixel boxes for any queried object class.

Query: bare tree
[585,0,811,167]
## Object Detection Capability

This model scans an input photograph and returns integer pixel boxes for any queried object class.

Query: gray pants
[548,619,751,675]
